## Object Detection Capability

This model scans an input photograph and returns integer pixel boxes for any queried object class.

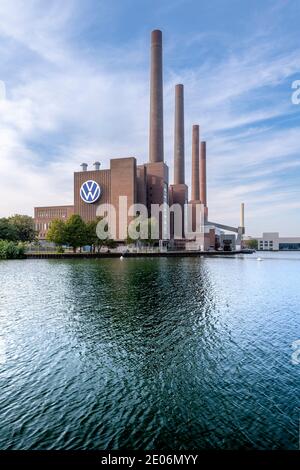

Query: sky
[0,0,299,236]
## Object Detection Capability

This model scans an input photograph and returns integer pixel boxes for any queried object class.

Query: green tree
[102,225,117,249]
[86,219,101,252]
[86,218,117,252]
[126,217,140,245]
[46,219,66,250]
[8,215,36,242]
[246,239,258,250]
[64,215,88,253]
[126,217,158,246]
[141,218,158,246]
[104,238,117,250]
[0,218,19,241]
[0,240,25,259]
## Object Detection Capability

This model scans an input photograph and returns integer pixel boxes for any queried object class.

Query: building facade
[257,233,300,251]
[35,205,74,240]
[35,157,168,241]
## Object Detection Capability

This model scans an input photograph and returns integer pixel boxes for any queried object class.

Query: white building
[257,232,300,251]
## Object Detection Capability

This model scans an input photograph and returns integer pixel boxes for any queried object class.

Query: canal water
[0,253,299,449]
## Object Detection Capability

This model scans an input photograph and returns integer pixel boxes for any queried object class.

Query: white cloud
[0,0,299,236]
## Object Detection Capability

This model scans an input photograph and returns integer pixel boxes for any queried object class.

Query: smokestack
[174,84,185,184]
[149,29,164,163]
[200,141,207,206]
[240,202,245,228]
[80,163,88,172]
[93,161,100,171]
[191,125,200,200]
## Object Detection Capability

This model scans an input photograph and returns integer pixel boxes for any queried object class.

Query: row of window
[279,243,300,250]
[36,223,50,231]
[259,241,300,250]
[259,240,274,249]
[36,212,67,218]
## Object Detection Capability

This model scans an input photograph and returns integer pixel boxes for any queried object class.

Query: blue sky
[0,0,299,236]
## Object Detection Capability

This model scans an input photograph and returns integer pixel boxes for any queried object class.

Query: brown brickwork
[74,169,111,222]
[110,157,137,240]
[34,205,74,239]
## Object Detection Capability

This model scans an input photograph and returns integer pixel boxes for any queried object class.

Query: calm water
[0,253,299,450]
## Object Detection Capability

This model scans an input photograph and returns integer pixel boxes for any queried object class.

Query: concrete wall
[257,232,300,250]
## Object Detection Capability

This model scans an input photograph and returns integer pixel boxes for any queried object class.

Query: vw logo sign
[80,180,101,204]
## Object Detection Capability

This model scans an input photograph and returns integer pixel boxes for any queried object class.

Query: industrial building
[257,233,300,251]
[34,30,244,250]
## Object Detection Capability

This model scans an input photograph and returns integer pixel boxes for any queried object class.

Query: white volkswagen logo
[80,180,101,204]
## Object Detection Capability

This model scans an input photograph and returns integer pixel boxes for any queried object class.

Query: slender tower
[240,202,245,228]
[169,83,187,240]
[149,29,164,163]
[191,125,200,200]
[174,84,185,184]
[200,141,207,206]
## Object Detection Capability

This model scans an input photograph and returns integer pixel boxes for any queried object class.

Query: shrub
[0,240,25,259]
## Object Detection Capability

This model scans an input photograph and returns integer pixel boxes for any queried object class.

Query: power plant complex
[34,30,245,251]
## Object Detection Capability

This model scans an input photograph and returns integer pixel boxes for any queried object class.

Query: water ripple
[0,255,299,449]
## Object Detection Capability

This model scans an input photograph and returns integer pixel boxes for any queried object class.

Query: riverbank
[25,249,254,259]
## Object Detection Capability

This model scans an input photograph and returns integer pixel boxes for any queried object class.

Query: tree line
[0,215,36,243]
[0,213,159,257]
[46,215,116,253]
[47,215,158,253]
[0,215,36,259]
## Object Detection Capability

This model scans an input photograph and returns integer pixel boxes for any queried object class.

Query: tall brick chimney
[200,141,207,206]
[191,125,200,201]
[149,30,164,163]
[174,84,185,184]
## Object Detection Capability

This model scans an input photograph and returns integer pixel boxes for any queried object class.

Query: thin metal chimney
[80,163,88,172]
[93,161,100,171]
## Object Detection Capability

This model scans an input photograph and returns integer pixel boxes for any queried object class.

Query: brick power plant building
[35,30,245,251]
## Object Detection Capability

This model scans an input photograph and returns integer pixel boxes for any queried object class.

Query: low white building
[257,232,300,251]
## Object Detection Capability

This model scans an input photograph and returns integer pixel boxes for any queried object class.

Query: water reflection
[0,257,299,449]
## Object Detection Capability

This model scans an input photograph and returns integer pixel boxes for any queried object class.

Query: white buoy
[257,257,263,261]
[120,255,124,260]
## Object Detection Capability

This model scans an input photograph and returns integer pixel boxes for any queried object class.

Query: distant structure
[256,233,300,251]
[34,30,244,251]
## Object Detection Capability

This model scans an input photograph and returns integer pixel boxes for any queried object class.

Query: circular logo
[80,180,101,204]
